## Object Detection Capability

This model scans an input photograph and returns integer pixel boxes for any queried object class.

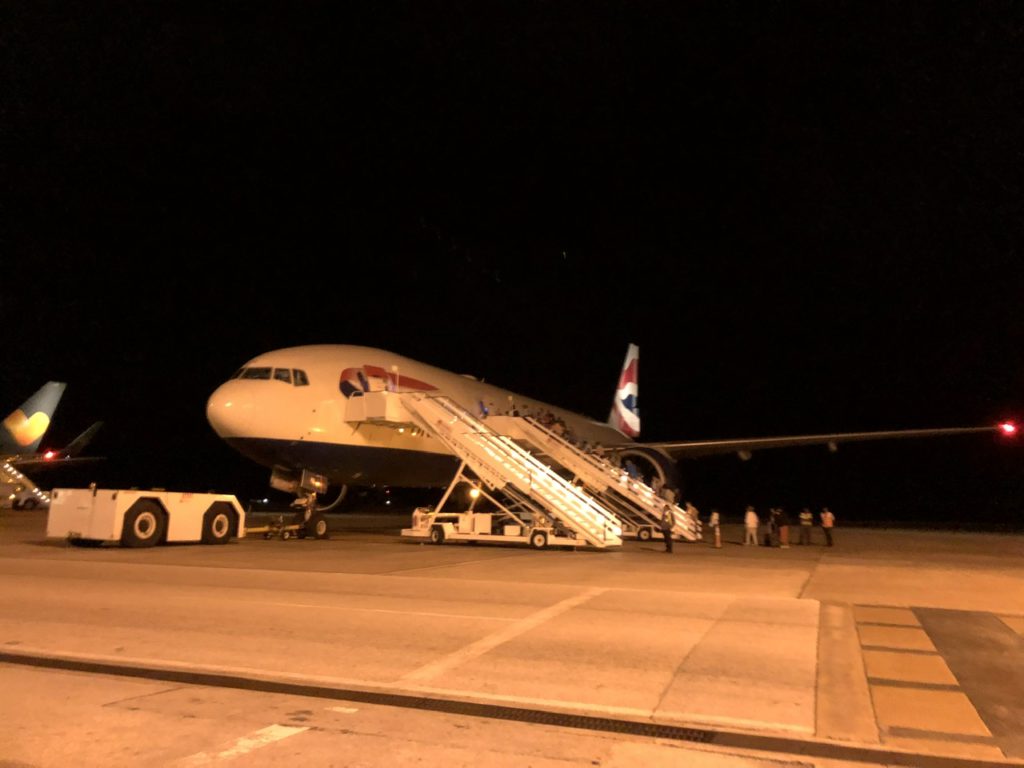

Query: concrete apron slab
[392,591,820,736]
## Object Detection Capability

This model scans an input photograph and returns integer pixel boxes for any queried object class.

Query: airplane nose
[206,381,256,438]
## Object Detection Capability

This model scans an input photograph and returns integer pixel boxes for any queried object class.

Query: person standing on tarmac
[821,507,836,547]
[661,504,674,553]
[709,508,721,548]
[744,506,759,546]
[799,508,814,545]
[778,507,791,548]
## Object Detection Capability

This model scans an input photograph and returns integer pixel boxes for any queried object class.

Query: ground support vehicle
[244,510,329,540]
[47,487,246,547]
[402,507,584,550]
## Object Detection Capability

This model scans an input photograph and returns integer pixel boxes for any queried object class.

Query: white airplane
[205,344,1016,504]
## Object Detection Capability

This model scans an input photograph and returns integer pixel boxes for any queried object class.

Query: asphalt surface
[2,510,1022,767]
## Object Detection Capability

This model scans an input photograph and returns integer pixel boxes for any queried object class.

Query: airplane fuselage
[206,345,633,488]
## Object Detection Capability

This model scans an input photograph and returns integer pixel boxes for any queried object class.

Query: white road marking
[399,587,607,684]
[268,602,514,622]
[327,705,359,713]
[178,724,308,765]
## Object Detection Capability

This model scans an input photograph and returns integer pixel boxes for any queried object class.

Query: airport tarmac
[1,510,1022,767]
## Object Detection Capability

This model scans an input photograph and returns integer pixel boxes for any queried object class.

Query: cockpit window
[273,368,292,384]
[231,368,246,379]
[240,367,272,380]
[293,369,309,386]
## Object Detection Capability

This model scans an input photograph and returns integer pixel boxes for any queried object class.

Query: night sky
[3,3,1022,526]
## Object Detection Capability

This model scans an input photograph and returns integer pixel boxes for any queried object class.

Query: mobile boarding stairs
[345,391,699,549]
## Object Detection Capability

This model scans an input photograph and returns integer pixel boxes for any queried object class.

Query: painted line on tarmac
[177,723,308,765]
[2,649,1022,768]
[398,586,607,684]
[268,602,515,622]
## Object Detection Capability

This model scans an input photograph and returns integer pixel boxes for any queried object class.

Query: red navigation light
[43,450,56,459]
[999,421,1017,436]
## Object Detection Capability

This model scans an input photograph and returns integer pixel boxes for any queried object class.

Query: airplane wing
[6,455,105,472]
[4,422,105,471]
[626,424,1015,459]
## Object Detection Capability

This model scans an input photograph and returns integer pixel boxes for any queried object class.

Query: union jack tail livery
[608,343,640,438]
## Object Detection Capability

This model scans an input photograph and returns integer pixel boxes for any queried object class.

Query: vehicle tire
[263,532,273,540]
[201,503,234,544]
[529,530,548,550]
[22,499,38,510]
[282,530,292,540]
[121,501,166,548]
[638,527,652,542]
[306,513,329,540]
[429,526,445,545]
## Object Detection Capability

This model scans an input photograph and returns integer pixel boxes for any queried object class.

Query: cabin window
[273,368,292,384]
[293,369,309,386]
[240,367,272,380]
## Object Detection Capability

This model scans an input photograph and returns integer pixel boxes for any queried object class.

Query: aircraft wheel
[638,527,652,541]
[429,526,445,545]
[306,513,329,540]
[529,530,548,550]
[121,501,166,548]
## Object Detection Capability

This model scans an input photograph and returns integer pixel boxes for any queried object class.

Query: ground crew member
[778,507,791,548]
[661,504,674,553]
[709,508,721,548]
[798,508,813,544]
[744,506,759,546]
[821,507,835,547]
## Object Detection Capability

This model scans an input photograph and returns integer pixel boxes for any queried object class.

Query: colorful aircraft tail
[608,344,640,437]
[1,382,67,454]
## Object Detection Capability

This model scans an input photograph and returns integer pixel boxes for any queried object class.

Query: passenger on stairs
[651,475,665,496]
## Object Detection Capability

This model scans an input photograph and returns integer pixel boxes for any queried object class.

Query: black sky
[3,2,1022,524]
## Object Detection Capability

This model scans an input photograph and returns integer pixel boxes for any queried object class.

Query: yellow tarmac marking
[398,587,607,684]
[998,615,1024,637]
[862,650,958,686]
[857,625,936,652]
[853,606,919,627]
[870,687,992,737]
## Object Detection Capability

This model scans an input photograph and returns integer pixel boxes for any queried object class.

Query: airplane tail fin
[607,344,640,437]
[2,382,67,454]
[59,421,103,457]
